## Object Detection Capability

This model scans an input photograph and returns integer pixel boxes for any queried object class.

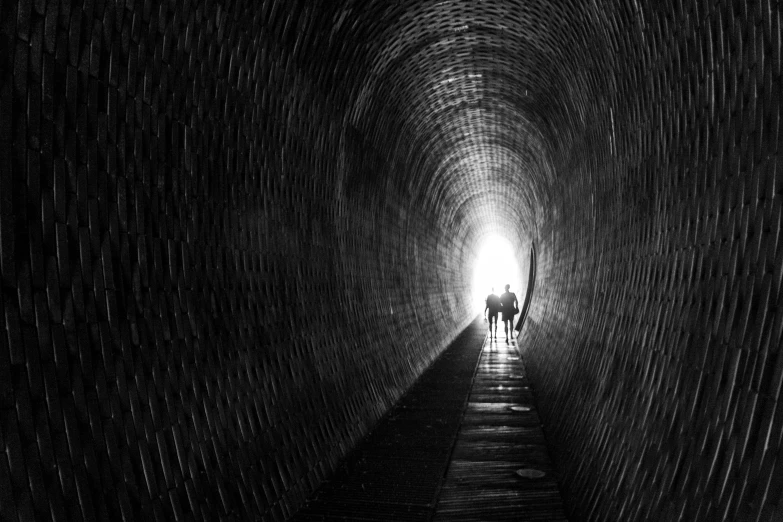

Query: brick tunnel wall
[1,1,781,522]
[0,2,483,520]
[520,2,783,521]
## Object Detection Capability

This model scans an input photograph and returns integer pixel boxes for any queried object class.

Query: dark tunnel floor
[293,317,566,521]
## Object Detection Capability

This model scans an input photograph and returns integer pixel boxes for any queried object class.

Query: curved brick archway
[0,1,780,520]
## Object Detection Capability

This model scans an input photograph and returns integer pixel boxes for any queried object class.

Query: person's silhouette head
[505,284,510,291]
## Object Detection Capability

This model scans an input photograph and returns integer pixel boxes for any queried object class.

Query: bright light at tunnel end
[472,235,523,314]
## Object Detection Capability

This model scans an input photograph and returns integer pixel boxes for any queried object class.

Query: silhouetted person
[484,288,501,340]
[500,284,518,342]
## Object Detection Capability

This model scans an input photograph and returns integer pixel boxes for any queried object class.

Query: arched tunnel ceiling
[1,0,781,520]
[327,0,606,243]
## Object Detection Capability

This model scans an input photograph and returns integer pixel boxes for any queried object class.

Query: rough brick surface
[518,2,783,521]
[0,0,781,521]
[0,2,480,520]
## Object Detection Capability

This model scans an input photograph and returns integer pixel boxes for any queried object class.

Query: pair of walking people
[484,284,518,342]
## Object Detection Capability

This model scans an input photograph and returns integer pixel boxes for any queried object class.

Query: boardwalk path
[295,317,567,521]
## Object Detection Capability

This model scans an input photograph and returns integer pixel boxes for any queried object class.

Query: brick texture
[0,2,480,520]
[519,2,783,521]
[0,1,780,521]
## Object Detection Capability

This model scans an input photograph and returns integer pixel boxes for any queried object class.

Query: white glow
[472,235,522,314]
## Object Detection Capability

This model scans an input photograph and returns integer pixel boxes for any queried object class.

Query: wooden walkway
[294,317,567,521]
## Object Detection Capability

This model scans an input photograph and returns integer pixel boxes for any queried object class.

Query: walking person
[499,284,519,342]
[484,288,501,340]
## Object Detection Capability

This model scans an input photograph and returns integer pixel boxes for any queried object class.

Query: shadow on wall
[515,242,537,336]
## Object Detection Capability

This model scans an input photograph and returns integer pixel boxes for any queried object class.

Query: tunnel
[0,0,781,520]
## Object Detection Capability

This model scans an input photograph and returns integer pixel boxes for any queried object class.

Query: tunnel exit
[472,235,524,314]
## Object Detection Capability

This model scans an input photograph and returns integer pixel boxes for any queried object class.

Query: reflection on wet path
[296,318,566,520]
[433,331,567,520]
